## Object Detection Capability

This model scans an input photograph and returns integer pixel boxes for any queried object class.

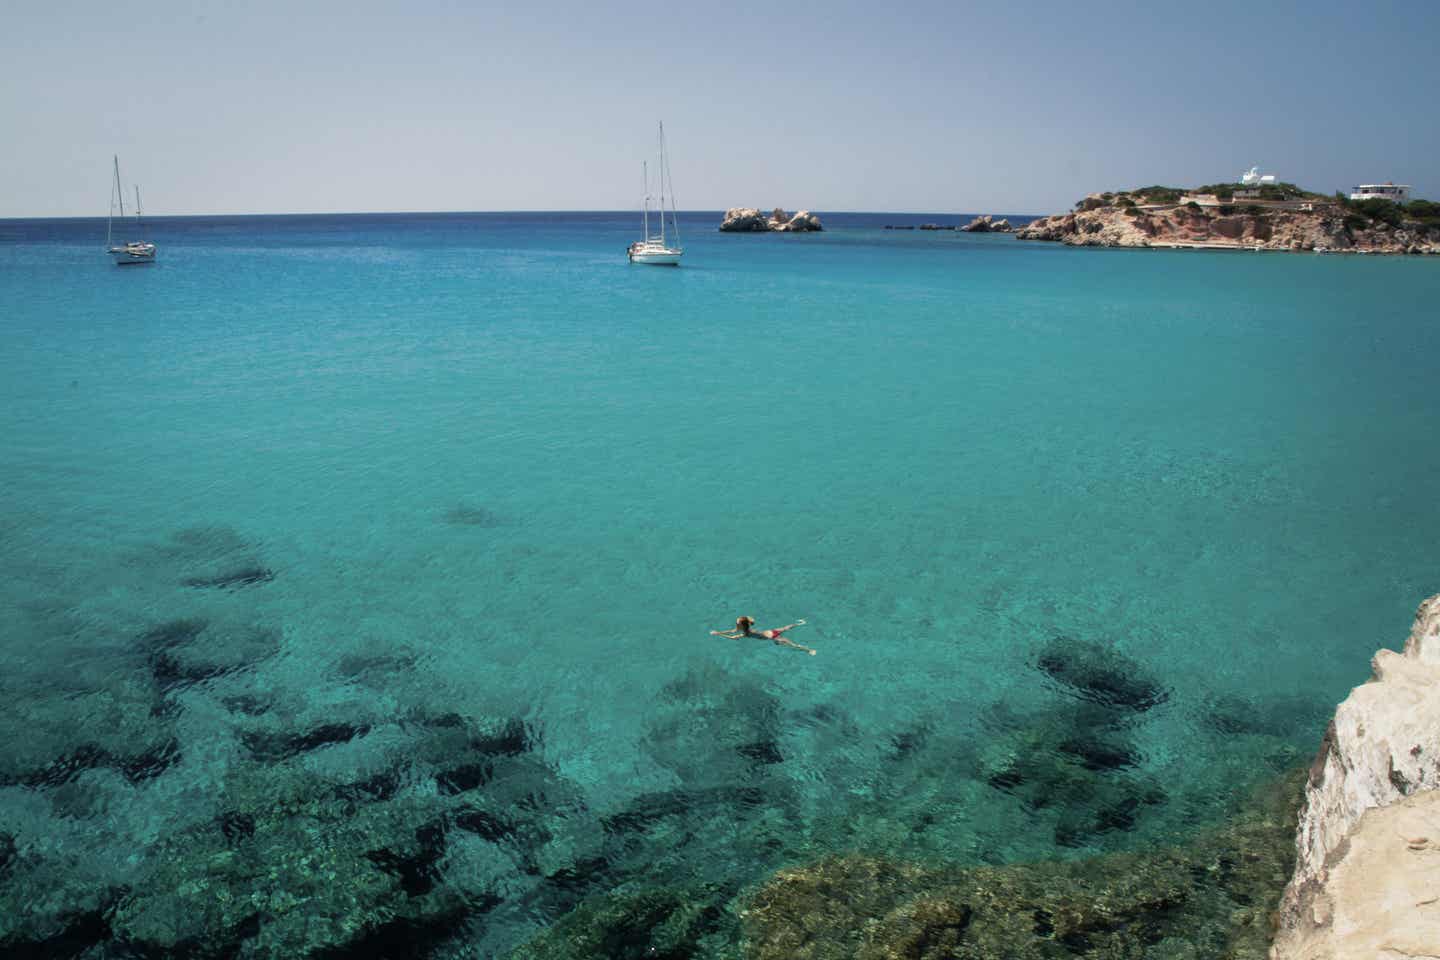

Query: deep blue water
[2,211,1438,955]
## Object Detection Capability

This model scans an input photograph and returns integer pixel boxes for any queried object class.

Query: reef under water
[0,539,1318,960]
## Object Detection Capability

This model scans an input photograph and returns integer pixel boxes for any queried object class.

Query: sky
[3,0,1437,217]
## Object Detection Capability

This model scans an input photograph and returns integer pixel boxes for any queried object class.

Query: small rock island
[960,214,1012,233]
[719,207,823,232]
[1016,181,1440,254]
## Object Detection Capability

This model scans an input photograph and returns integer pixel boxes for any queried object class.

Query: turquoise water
[2,212,1438,955]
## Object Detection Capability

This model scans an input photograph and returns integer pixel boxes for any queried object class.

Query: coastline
[1016,193,1440,256]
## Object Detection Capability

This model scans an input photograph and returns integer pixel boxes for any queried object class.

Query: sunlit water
[2,212,1438,955]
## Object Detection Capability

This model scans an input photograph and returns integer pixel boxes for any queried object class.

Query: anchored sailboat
[627,123,682,266]
[107,155,156,265]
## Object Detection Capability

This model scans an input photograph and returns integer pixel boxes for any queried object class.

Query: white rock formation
[960,215,1013,233]
[1271,595,1440,958]
[719,208,770,232]
[718,208,823,232]
[776,210,822,232]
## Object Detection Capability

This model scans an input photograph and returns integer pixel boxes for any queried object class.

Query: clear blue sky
[4,0,1436,217]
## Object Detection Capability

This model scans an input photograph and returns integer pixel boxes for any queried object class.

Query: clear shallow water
[2,212,1438,955]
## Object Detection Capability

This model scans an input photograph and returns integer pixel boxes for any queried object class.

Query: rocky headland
[719,207,823,232]
[1270,594,1440,959]
[1016,188,1440,254]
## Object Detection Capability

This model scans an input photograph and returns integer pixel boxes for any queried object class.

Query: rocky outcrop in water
[960,214,1012,233]
[1271,595,1440,958]
[719,207,823,232]
[1016,194,1440,254]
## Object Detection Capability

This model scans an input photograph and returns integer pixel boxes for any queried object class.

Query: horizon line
[0,207,1048,222]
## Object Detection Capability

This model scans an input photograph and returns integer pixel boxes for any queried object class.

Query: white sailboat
[628,122,682,266]
[107,155,156,265]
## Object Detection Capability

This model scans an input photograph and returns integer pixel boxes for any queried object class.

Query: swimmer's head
[736,616,754,632]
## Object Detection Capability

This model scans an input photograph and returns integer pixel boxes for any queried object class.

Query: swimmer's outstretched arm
[710,629,745,639]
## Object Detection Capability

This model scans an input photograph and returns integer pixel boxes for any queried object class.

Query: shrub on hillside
[1350,198,1404,227]
[1406,199,1440,224]
[1136,186,1183,204]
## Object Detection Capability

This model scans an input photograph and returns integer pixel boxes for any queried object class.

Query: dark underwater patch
[181,564,275,589]
[1036,636,1170,712]
[240,721,371,762]
[442,504,503,528]
[436,761,494,795]
[365,822,448,896]
[312,896,499,960]
[5,737,182,790]
[0,902,116,960]
[118,737,182,784]
[218,812,256,844]
[0,832,16,873]
[140,618,209,649]
[335,769,404,805]
[600,786,766,836]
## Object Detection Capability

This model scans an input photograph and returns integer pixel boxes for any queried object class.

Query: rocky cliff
[719,207,823,232]
[1016,195,1440,254]
[1270,595,1440,958]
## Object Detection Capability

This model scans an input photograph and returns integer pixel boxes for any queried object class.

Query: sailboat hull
[628,246,682,266]
[109,243,156,265]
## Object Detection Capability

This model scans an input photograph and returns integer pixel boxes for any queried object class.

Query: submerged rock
[741,769,1302,960]
[141,618,281,693]
[647,663,786,788]
[508,884,735,960]
[1035,636,1170,711]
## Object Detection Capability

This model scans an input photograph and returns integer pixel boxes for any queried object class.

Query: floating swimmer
[711,616,815,655]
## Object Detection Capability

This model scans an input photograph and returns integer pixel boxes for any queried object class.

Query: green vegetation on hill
[1079,183,1329,209]
[1335,196,1440,230]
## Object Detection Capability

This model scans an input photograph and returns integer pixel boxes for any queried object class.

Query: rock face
[960,214,1012,233]
[719,207,823,232]
[1271,595,1440,958]
[1015,195,1440,254]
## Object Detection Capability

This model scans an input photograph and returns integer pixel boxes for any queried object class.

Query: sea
[2,211,1438,957]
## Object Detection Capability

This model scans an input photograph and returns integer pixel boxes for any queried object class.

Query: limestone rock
[778,210,822,232]
[1271,594,1440,957]
[960,215,1012,233]
[719,208,822,232]
[1271,791,1440,959]
[718,208,769,232]
[1014,197,1440,254]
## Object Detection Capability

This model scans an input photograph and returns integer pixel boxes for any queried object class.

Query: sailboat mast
[658,123,666,247]
[114,156,126,220]
[643,161,650,243]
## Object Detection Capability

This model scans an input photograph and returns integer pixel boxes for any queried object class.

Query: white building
[1239,166,1277,187]
[1350,183,1411,203]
